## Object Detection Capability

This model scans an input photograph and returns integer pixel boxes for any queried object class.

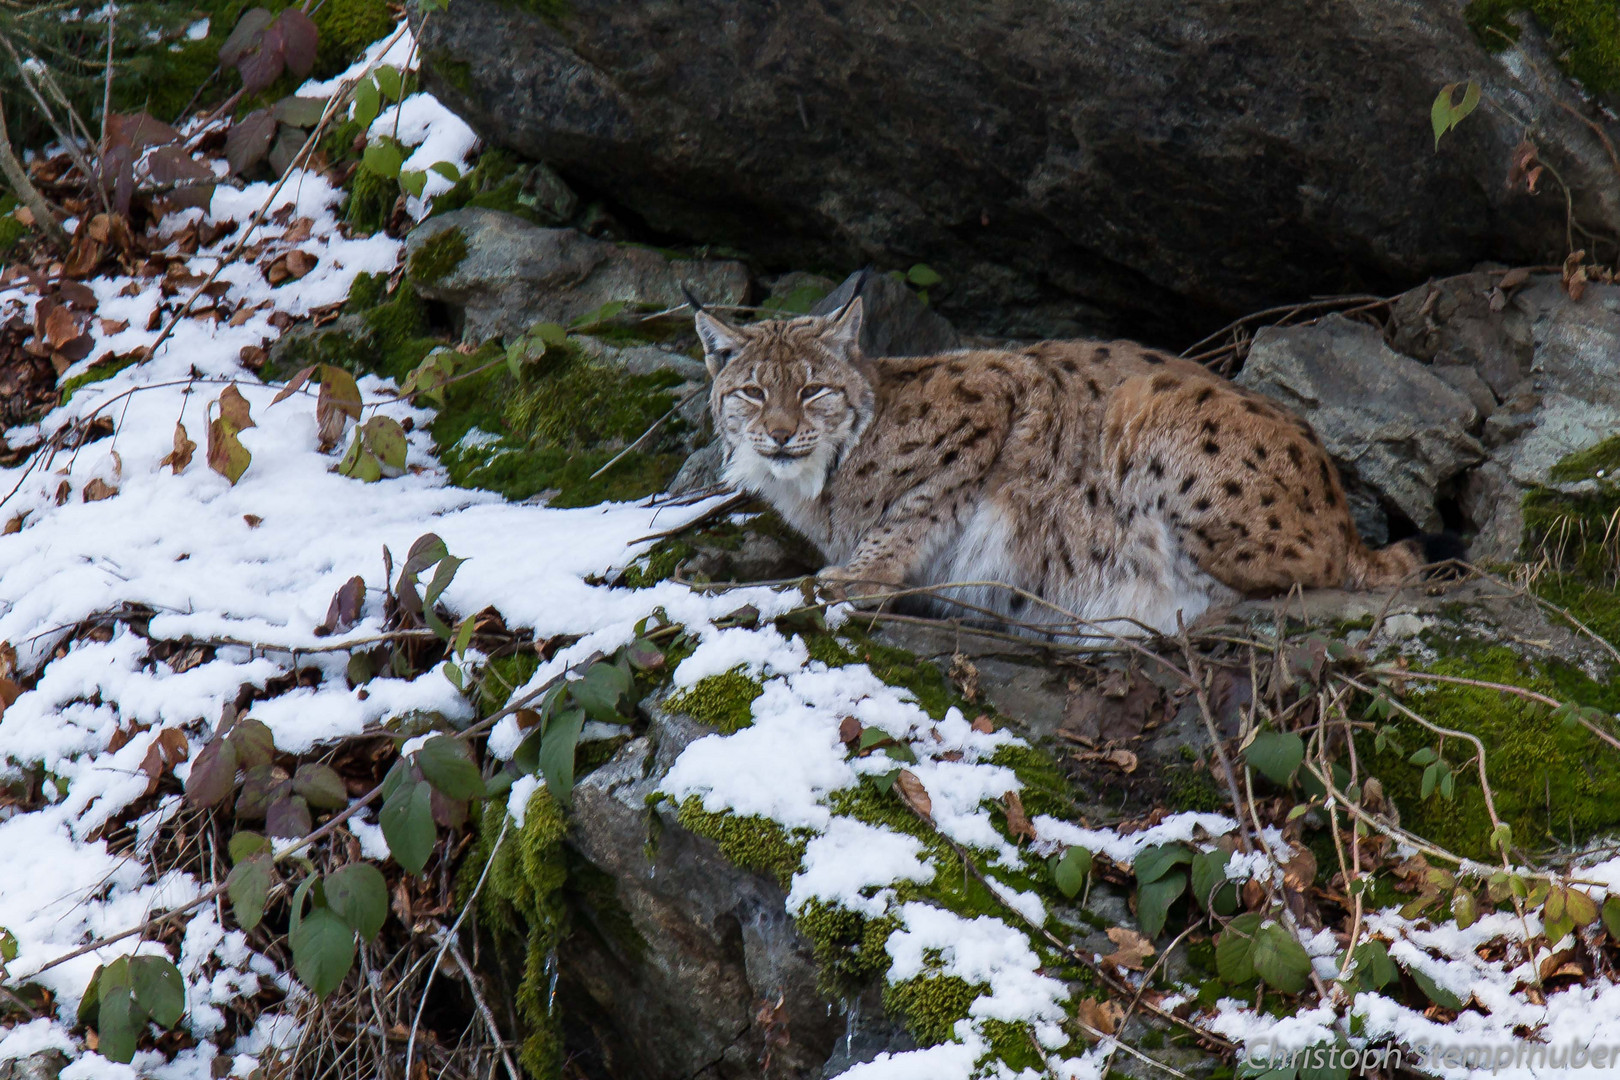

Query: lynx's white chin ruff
[723,441,837,504]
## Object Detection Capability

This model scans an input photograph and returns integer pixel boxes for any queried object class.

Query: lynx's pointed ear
[821,294,864,355]
[694,308,746,379]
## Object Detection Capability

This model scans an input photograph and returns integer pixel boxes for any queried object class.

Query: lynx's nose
[768,426,794,446]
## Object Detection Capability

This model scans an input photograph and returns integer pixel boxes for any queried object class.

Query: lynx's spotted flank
[693,297,1433,636]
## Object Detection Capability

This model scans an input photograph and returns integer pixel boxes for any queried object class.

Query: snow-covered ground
[3,22,1620,1080]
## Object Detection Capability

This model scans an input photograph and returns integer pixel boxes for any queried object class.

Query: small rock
[405,208,750,342]
[1237,315,1484,533]
[811,270,961,357]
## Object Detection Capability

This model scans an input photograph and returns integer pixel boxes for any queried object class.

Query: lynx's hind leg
[1102,365,1370,597]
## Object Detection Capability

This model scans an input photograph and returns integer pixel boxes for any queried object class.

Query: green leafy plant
[77,955,186,1063]
[1431,81,1481,148]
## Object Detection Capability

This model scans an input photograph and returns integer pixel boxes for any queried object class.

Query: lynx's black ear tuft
[692,303,746,379]
[680,282,707,314]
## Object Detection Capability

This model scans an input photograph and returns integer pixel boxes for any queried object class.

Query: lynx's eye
[734,385,767,404]
[800,384,833,402]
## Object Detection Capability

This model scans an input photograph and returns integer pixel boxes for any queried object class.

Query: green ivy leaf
[351,78,381,132]
[1431,81,1481,149]
[1602,895,1620,939]
[1051,846,1092,898]
[1351,939,1398,990]
[292,763,349,811]
[1136,870,1186,940]
[338,425,382,482]
[129,955,185,1029]
[569,661,632,723]
[416,735,483,800]
[1251,920,1313,994]
[1410,966,1464,1010]
[539,706,586,807]
[324,863,388,942]
[380,778,436,874]
[0,927,18,965]
[228,718,276,768]
[1132,842,1194,885]
[362,139,403,180]
[374,64,404,102]
[95,958,140,1064]
[1216,912,1262,984]
[1191,849,1237,913]
[1408,746,1437,766]
[906,263,943,288]
[429,160,460,181]
[227,854,273,930]
[289,907,358,998]
[185,736,239,808]
[399,169,427,199]
[1244,731,1304,785]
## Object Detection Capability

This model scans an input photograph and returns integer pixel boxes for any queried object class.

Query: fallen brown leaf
[839,716,862,746]
[970,715,995,734]
[895,769,932,823]
[218,383,256,430]
[159,421,196,474]
[1103,926,1155,971]
[82,478,119,502]
[1074,997,1123,1040]
[1076,747,1139,774]
[243,514,263,528]
[1002,790,1035,841]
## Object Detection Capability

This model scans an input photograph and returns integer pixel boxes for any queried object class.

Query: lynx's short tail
[1345,533,1466,589]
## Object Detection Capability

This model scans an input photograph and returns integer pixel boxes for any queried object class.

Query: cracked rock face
[1237,314,1486,535]
[419,0,1620,340]
[405,208,750,343]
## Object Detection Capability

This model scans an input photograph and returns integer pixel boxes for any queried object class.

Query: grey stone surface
[811,270,961,358]
[406,208,750,342]
[562,708,846,1080]
[419,1,1620,340]
[1237,315,1485,532]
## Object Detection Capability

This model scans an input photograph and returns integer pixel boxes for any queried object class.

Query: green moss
[57,352,142,403]
[407,225,469,286]
[479,652,542,715]
[982,1019,1045,1072]
[345,163,400,235]
[1468,1,1620,98]
[883,974,983,1047]
[0,196,27,254]
[311,0,394,68]
[663,670,763,733]
[503,354,683,448]
[430,148,577,225]
[1362,640,1620,857]
[619,537,700,589]
[987,742,1075,821]
[494,0,573,26]
[1162,763,1229,814]
[468,789,569,1079]
[427,50,476,96]
[345,270,390,313]
[675,798,809,889]
[1532,576,1620,652]
[795,900,900,998]
[1548,434,1620,483]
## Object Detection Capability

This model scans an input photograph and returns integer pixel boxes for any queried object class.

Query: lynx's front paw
[817,565,901,605]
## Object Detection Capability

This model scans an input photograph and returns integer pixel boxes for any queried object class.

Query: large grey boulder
[418,1,1620,340]
[1237,315,1486,534]
[405,208,750,342]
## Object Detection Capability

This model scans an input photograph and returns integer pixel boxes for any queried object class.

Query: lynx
[692,296,1445,637]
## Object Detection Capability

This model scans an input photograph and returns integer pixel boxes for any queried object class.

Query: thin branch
[0,88,69,249]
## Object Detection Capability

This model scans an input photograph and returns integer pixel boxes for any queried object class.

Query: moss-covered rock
[1363,639,1620,858]
[663,670,763,733]
[429,148,578,225]
[675,798,809,888]
[1468,1,1620,98]
[407,224,469,286]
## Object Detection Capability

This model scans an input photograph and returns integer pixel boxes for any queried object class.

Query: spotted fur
[694,301,1424,636]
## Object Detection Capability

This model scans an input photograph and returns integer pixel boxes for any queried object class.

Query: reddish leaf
[274,9,320,78]
[226,110,277,175]
[219,8,273,67]
[139,728,191,792]
[227,718,276,768]
[839,716,862,746]
[237,21,287,94]
[105,113,181,150]
[235,766,288,818]
[185,737,239,808]
[271,364,317,405]
[266,793,312,838]
[315,575,366,636]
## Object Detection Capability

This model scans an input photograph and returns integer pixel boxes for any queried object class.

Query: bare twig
[0,88,69,248]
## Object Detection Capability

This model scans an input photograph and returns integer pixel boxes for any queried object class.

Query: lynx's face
[695,299,875,503]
